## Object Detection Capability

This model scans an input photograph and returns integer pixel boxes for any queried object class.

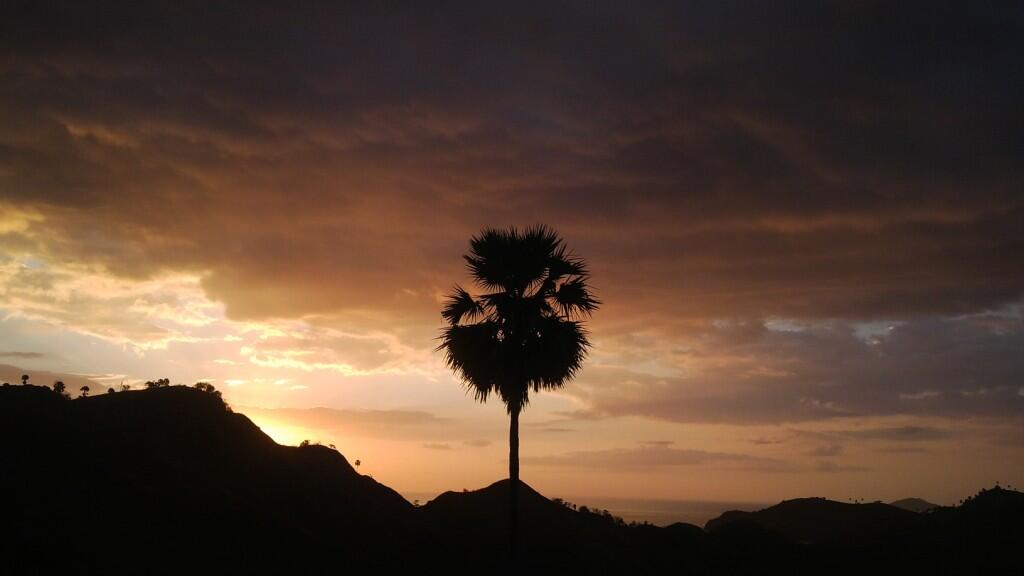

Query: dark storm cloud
[2,1,1022,322]
[1,2,1023,426]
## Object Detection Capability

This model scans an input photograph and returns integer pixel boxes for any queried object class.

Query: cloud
[875,446,929,455]
[0,258,220,350]
[236,323,434,377]
[462,439,492,448]
[0,3,1021,333]
[422,443,452,451]
[0,363,101,390]
[0,351,46,359]
[815,461,870,473]
[0,2,1022,437]
[787,425,956,444]
[522,442,790,471]
[809,444,844,457]
[566,312,1024,424]
[237,405,456,442]
[835,426,954,442]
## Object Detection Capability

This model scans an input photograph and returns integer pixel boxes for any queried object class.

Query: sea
[401,492,767,527]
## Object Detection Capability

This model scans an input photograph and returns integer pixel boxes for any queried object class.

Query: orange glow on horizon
[243,413,311,447]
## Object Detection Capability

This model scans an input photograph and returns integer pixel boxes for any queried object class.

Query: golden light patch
[0,204,44,234]
[242,414,311,447]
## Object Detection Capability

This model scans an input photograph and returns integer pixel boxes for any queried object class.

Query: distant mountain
[705,497,923,547]
[1,383,1021,575]
[705,489,1024,573]
[890,497,939,513]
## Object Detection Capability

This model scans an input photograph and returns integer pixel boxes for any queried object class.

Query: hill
[705,497,924,547]
[0,384,421,573]
[890,497,939,513]
[421,479,713,573]
[703,489,1024,573]
[1,384,1022,575]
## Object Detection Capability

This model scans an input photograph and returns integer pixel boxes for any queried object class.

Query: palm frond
[525,316,590,391]
[465,227,514,290]
[552,277,600,318]
[441,285,485,326]
[466,225,562,293]
[438,322,503,402]
[546,245,587,281]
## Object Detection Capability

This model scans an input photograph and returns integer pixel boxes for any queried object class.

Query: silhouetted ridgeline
[1,384,1021,575]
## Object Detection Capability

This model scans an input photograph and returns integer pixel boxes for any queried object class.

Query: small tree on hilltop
[53,381,70,399]
[79,385,90,398]
[193,381,222,398]
[21,374,29,386]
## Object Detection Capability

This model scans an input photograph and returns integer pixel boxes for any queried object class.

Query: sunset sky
[2,3,1022,509]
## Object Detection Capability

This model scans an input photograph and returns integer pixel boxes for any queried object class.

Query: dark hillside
[422,479,713,573]
[706,497,923,547]
[922,486,1024,574]
[2,384,1021,575]
[0,385,420,574]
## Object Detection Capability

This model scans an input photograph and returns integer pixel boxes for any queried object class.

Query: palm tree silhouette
[438,225,598,560]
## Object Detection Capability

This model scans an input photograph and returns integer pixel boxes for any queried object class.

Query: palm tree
[438,225,598,560]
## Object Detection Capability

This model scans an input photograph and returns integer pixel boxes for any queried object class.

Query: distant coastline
[402,491,767,526]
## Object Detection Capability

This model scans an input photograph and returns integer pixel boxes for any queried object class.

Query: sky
[1,2,1023,510]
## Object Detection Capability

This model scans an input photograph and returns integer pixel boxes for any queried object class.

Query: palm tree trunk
[509,405,520,562]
